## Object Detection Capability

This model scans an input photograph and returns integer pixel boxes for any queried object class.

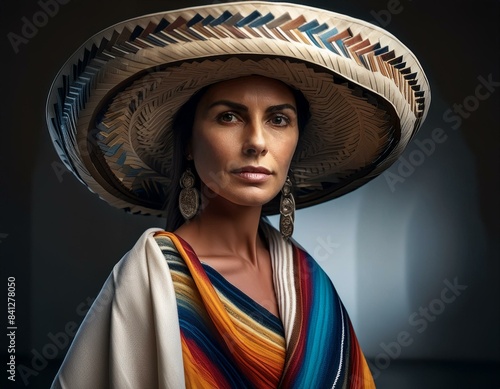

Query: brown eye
[270,114,290,127]
[219,112,238,123]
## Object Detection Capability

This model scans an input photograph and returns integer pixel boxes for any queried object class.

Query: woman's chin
[202,190,278,211]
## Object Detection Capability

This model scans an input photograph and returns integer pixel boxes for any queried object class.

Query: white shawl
[51,228,185,389]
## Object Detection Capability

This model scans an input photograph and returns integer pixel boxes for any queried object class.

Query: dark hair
[164,80,310,232]
[164,86,208,232]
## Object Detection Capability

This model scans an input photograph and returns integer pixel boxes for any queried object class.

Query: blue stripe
[292,251,345,388]
[203,264,284,336]
[319,27,340,54]
[235,10,262,27]
[248,12,274,28]
[177,304,255,389]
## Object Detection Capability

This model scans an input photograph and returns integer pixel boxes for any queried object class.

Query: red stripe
[183,336,232,389]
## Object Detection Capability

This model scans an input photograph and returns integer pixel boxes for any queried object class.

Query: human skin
[190,75,299,208]
[175,75,299,317]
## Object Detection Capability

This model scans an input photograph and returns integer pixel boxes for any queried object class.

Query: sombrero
[46,1,430,217]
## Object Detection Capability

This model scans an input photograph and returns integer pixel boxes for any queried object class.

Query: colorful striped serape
[155,224,375,388]
[50,226,374,388]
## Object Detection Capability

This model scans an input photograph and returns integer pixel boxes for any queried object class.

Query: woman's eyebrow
[266,104,297,114]
[208,100,248,111]
[207,100,297,114]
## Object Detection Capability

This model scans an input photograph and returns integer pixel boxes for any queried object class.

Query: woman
[174,75,302,319]
[47,2,430,388]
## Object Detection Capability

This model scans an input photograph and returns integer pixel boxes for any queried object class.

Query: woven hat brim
[46,1,430,217]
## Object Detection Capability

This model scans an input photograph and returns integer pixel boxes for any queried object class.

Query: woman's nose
[242,121,268,156]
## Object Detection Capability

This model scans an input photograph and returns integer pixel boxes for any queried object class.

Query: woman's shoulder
[111,228,172,275]
[152,230,176,247]
[152,230,184,261]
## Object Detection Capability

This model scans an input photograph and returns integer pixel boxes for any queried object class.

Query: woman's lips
[232,166,272,182]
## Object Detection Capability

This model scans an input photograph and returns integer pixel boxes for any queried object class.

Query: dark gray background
[1,0,499,388]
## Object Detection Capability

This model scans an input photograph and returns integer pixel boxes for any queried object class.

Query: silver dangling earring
[179,167,199,220]
[279,176,295,239]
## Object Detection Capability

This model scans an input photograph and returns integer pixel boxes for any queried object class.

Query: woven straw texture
[46,1,430,217]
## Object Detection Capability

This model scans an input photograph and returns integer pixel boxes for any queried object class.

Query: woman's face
[190,75,299,208]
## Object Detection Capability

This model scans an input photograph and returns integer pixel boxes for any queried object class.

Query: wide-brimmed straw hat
[46,1,430,217]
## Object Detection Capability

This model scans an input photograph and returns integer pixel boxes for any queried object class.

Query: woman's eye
[270,115,289,126]
[218,112,238,123]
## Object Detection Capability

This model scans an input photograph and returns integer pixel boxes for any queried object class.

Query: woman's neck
[175,193,265,266]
